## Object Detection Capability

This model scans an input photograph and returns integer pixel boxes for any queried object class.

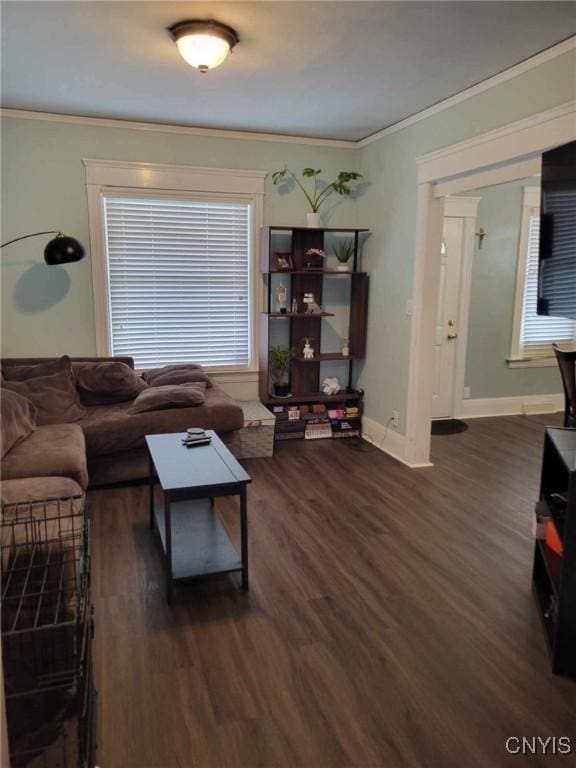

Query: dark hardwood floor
[90,414,576,768]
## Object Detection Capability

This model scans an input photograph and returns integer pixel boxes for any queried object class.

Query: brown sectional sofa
[1,356,243,489]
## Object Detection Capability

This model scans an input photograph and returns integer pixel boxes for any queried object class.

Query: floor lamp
[0,231,85,265]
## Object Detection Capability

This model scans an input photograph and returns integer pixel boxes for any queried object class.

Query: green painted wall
[1,49,574,421]
[464,178,562,398]
[0,119,358,356]
[356,50,576,430]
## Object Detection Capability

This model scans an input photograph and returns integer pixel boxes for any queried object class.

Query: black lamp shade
[44,235,85,265]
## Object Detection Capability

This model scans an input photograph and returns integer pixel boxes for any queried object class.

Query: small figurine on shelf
[291,297,298,314]
[303,338,314,360]
[276,283,288,313]
[322,377,341,395]
[303,292,322,314]
[342,339,350,357]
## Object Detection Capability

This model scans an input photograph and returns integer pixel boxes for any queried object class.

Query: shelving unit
[532,427,576,675]
[259,226,369,408]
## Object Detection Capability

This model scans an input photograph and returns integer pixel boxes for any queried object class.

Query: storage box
[229,401,276,459]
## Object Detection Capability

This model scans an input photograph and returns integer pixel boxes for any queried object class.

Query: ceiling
[2,2,575,141]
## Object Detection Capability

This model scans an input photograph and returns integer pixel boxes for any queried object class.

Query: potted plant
[269,345,292,397]
[333,239,354,271]
[271,167,363,227]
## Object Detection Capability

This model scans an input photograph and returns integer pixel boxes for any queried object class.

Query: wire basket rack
[1,493,94,768]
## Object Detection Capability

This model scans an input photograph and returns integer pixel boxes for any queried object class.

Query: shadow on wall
[13,263,70,314]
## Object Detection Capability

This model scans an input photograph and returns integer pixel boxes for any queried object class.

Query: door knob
[447,333,458,340]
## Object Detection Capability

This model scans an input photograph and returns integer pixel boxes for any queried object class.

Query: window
[103,195,251,369]
[510,187,576,365]
[85,160,265,372]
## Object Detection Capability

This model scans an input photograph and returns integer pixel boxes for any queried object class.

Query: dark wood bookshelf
[532,427,576,675]
[263,391,362,405]
[267,312,335,318]
[262,226,370,233]
[293,353,361,362]
[259,225,369,426]
[270,270,368,276]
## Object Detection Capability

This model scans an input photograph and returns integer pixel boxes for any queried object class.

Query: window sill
[507,357,557,369]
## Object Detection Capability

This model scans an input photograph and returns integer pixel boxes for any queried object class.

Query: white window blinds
[519,213,576,357]
[103,196,251,369]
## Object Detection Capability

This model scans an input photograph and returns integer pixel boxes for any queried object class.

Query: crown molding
[0,107,355,149]
[417,99,576,184]
[1,35,574,148]
[358,35,576,147]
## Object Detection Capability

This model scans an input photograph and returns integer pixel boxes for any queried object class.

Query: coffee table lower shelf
[153,499,242,582]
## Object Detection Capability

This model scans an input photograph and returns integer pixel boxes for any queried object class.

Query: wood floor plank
[91,414,576,767]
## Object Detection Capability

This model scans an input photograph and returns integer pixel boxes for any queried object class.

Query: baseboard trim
[460,393,564,419]
[362,416,433,468]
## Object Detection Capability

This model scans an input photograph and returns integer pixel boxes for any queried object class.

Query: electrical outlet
[391,410,399,428]
[463,386,471,400]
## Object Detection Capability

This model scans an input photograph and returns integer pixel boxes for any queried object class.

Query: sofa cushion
[2,355,71,381]
[1,423,89,490]
[1,389,37,458]
[74,361,147,404]
[1,477,84,506]
[142,364,213,388]
[128,383,206,413]
[79,383,243,458]
[3,369,86,425]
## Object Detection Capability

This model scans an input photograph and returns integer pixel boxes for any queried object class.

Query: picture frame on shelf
[273,252,294,271]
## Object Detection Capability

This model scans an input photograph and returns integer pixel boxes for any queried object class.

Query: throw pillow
[142,363,212,387]
[74,361,147,404]
[128,382,206,414]
[3,355,72,381]
[142,364,212,388]
[0,389,37,458]
[3,369,86,426]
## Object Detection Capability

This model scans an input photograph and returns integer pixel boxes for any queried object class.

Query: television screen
[538,140,576,321]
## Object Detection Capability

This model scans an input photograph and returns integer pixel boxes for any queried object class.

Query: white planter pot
[306,212,320,228]
[336,263,351,272]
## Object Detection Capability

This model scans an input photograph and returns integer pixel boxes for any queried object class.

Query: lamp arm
[0,231,62,249]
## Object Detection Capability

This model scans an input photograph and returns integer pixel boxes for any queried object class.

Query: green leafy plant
[333,239,354,263]
[271,167,363,212]
[269,345,292,383]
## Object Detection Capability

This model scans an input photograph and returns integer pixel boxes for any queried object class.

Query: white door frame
[441,196,480,420]
[405,100,576,466]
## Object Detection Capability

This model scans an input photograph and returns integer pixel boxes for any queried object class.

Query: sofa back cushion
[3,367,86,425]
[0,389,37,458]
[3,354,71,381]
[142,364,213,388]
[74,361,147,404]
[1,355,135,375]
[128,382,206,413]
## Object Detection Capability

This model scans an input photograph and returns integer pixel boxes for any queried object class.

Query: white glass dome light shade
[176,34,231,72]
[169,20,239,73]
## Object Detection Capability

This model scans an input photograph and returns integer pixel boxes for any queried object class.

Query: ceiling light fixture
[168,19,239,73]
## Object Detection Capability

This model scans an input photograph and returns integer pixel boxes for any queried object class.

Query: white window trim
[508,185,549,368]
[84,159,265,374]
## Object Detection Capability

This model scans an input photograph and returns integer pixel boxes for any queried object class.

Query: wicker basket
[229,401,276,458]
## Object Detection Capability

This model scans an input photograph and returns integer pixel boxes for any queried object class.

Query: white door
[431,217,465,419]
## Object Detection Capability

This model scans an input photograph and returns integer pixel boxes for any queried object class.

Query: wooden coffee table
[146,430,251,603]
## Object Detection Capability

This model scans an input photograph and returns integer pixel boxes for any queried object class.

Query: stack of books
[272,402,361,441]
[305,422,332,440]
[329,406,362,439]
[302,404,331,440]
[181,428,212,447]
[273,405,306,440]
